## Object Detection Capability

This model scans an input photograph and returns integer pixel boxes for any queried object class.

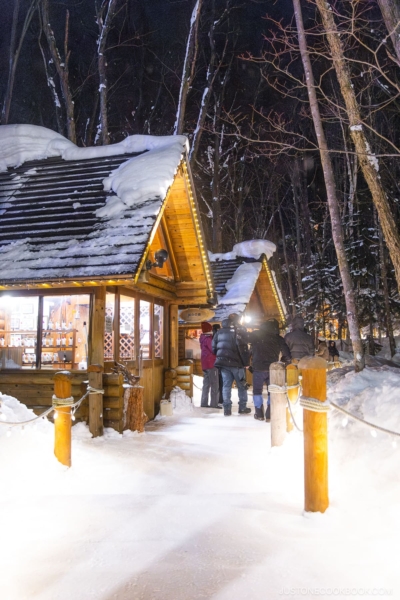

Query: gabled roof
[209,241,287,323]
[0,125,188,285]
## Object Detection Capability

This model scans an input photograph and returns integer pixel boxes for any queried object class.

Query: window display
[0,294,90,370]
[0,296,39,369]
[42,295,90,370]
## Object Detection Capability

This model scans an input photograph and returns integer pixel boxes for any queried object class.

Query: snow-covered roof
[0,125,188,284]
[209,240,284,321]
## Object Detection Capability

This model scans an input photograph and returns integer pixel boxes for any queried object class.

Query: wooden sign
[179,308,215,323]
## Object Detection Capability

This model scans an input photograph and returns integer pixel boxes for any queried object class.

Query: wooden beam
[161,216,181,282]
[169,304,179,368]
[88,286,106,366]
[135,281,176,300]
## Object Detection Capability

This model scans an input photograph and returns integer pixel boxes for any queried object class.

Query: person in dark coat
[284,315,315,361]
[316,339,329,360]
[212,324,223,406]
[212,315,251,416]
[328,340,339,361]
[248,319,291,422]
[199,322,220,408]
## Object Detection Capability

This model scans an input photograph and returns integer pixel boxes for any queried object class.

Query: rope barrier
[300,395,331,413]
[286,396,303,432]
[0,384,103,428]
[330,400,400,438]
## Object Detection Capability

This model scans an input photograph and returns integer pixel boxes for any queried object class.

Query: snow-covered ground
[0,367,399,600]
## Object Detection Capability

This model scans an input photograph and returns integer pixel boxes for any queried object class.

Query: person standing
[328,340,339,362]
[248,319,291,422]
[199,322,220,408]
[212,323,223,407]
[284,315,315,362]
[316,339,329,360]
[212,315,251,416]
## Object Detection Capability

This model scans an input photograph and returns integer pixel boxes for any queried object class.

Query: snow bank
[209,239,276,262]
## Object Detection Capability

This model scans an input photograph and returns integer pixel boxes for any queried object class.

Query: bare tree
[174,0,203,135]
[377,0,400,64]
[1,0,39,125]
[293,0,364,370]
[96,0,119,145]
[315,0,400,297]
[40,0,76,141]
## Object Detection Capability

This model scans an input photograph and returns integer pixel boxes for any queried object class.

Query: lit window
[154,304,163,358]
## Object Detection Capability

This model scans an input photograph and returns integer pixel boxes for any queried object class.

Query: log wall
[0,370,128,432]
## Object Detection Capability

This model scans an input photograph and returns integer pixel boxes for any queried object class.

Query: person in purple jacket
[199,321,221,408]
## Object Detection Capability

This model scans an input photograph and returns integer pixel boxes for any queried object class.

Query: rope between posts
[330,400,400,438]
[286,396,303,432]
[0,385,104,428]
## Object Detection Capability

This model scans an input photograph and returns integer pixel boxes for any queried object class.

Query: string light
[7,428,11,437]
[342,417,348,428]
[370,429,377,438]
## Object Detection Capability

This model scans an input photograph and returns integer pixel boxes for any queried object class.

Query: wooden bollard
[53,371,73,468]
[286,364,299,433]
[88,364,104,437]
[269,362,287,447]
[298,356,329,513]
[124,385,147,432]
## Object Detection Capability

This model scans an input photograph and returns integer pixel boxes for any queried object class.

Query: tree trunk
[293,0,364,371]
[212,127,222,252]
[97,0,119,145]
[42,1,76,142]
[378,222,396,357]
[174,0,202,135]
[315,0,400,297]
[377,0,400,64]
[2,0,38,125]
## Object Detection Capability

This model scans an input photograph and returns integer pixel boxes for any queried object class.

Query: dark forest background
[1,0,400,347]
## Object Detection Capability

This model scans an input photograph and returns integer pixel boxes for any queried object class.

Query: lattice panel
[120,305,134,360]
[104,306,114,360]
[140,301,150,358]
[154,305,163,358]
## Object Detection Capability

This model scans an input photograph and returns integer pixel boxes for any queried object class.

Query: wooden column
[88,287,106,436]
[169,304,179,369]
[269,362,286,447]
[286,364,299,433]
[298,356,329,513]
[88,364,104,437]
[53,371,72,467]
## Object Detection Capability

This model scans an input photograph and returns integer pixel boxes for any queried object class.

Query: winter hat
[201,321,212,333]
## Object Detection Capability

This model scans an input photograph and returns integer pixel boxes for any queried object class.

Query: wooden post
[269,362,286,447]
[88,364,104,437]
[169,304,179,369]
[286,364,299,433]
[87,287,105,436]
[298,356,329,513]
[53,371,73,468]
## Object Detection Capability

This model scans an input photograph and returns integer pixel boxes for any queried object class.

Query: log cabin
[0,125,214,431]
[179,241,287,373]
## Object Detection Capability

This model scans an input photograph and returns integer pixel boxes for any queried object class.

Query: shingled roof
[0,126,187,284]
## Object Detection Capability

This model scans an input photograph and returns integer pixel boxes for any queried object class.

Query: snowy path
[0,378,399,599]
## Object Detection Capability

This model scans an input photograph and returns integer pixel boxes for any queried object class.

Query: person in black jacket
[248,319,291,422]
[284,315,314,361]
[212,315,251,416]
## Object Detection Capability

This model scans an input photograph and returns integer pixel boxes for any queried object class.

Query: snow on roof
[218,262,262,306]
[209,239,276,262]
[0,125,188,283]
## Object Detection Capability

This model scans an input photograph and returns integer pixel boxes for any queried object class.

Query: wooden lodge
[179,245,287,372]
[0,126,214,431]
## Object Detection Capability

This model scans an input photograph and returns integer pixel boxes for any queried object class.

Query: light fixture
[244,315,252,323]
[146,249,169,271]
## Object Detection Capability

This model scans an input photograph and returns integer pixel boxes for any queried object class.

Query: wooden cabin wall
[0,370,127,432]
